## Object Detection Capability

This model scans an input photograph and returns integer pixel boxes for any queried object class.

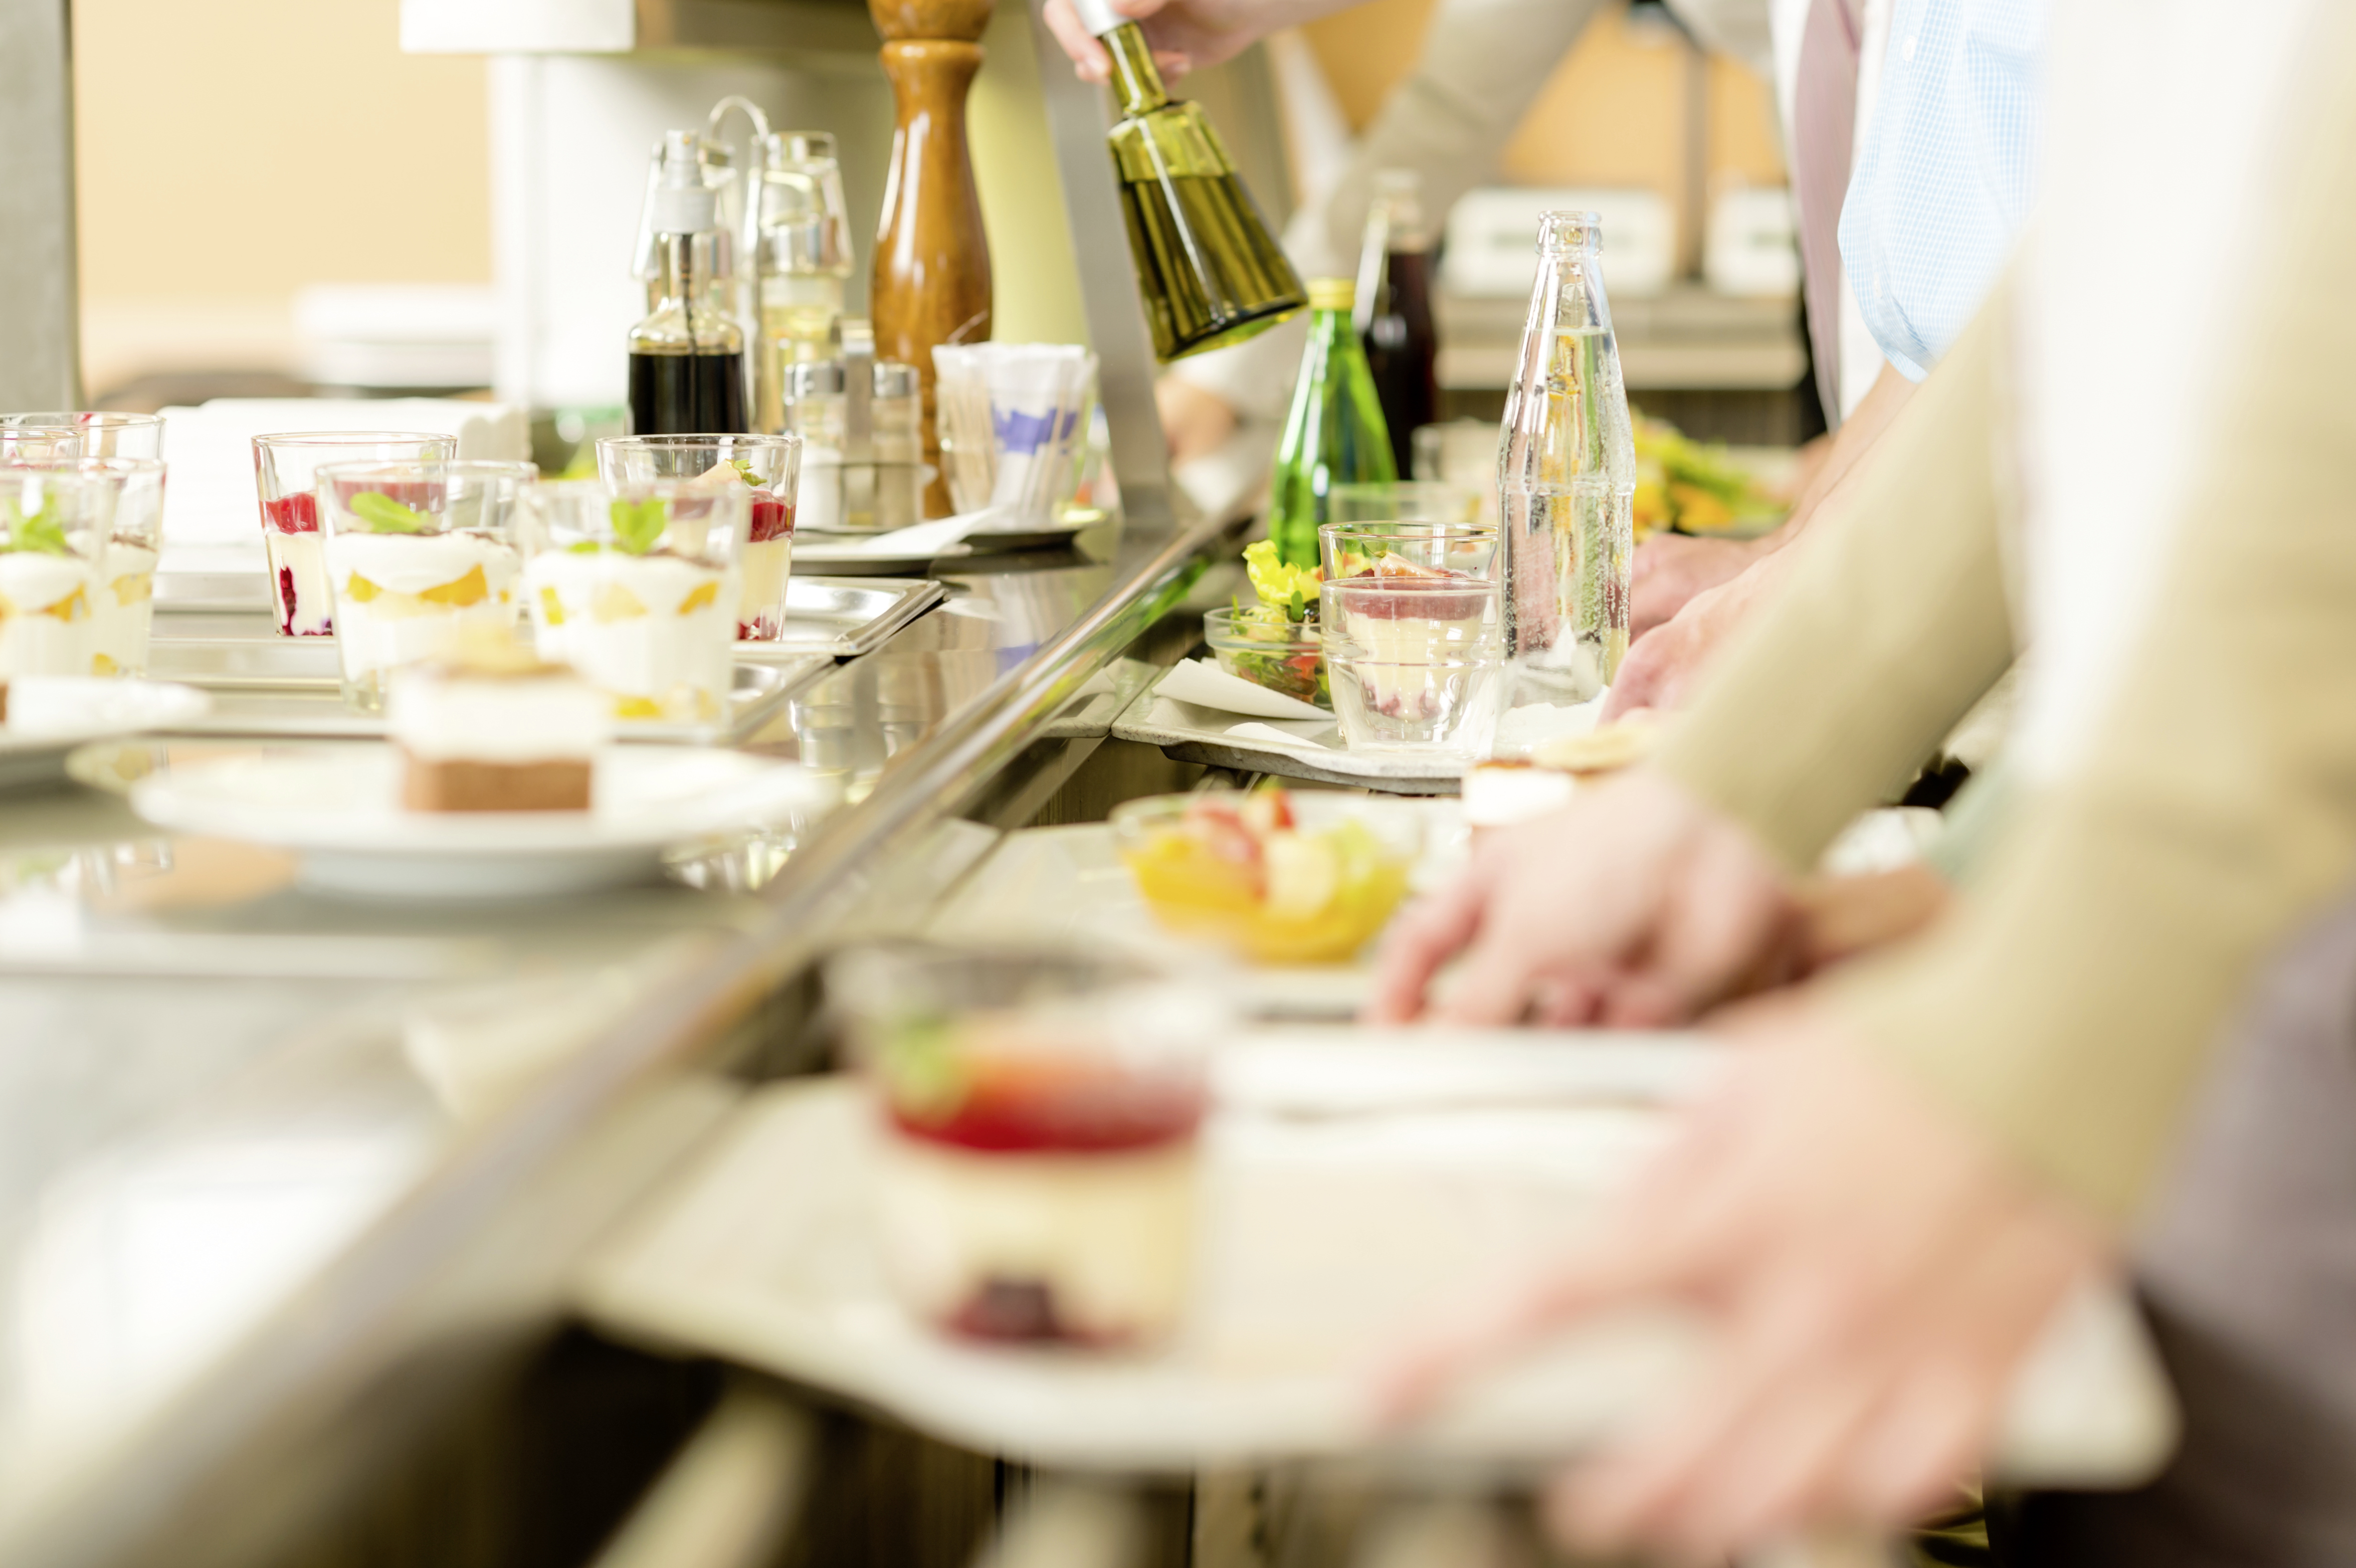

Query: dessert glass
[0,468,109,681]
[253,432,456,638]
[1,412,165,460]
[314,460,536,713]
[1318,521,1506,757]
[520,479,746,724]
[826,942,1218,1349]
[6,457,165,676]
[594,434,799,642]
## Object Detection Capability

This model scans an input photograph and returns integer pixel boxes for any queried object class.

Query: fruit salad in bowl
[1112,786,1416,965]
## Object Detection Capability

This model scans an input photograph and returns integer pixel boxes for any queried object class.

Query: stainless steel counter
[0,511,1230,1568]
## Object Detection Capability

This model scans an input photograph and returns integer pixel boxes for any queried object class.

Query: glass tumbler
[520,479,747,724]
[824,941,1218,1348]
[0,467,111,681]
[1318,521,1506,757]
[7,457,165,676]
[1,412,165,459]
[253,432,456,637]
[595,433,800,641]
[314,460,537,713]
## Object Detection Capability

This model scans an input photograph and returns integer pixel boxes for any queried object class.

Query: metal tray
[744,575,944,657]
[147,616,832,745]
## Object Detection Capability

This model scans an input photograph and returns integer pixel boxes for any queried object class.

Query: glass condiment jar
[783,323,925,533]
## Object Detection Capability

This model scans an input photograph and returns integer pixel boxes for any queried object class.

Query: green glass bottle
[1074,0,1306,361]
[1268,277,1397,569]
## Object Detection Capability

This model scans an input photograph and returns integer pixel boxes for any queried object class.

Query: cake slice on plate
[388,644,608,812]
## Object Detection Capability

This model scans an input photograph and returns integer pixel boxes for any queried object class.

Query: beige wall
[73,0,492,392]
[1302,0,1785,196]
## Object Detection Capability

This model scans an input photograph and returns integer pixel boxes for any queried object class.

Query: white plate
[131,746,822,899]
[0,677,211,790]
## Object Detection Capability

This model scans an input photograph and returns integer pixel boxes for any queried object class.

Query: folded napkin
[1224,719,1333,750]
[1158,657,1330,721]
[794,508,1006,560]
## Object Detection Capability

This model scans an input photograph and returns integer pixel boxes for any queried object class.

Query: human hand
[1156,376,1239,465]
[1602,548,1789,721]
[1630,532,1763,639]
[1377,1011,2113,1561]
[1367,770,1801,1027]
[1041,0,1272,82]
[1792,865,1952,974]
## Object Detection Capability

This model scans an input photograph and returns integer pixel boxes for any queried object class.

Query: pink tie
[1793,0,1863,423]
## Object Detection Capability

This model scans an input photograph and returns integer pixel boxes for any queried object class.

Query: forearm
[1768,362,1916,547]
[1651,289,2017,870]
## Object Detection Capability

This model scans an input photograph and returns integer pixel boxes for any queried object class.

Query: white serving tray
[577,1073,2176,1487]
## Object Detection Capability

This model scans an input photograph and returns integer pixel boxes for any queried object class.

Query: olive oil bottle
[1075,0,1306,361]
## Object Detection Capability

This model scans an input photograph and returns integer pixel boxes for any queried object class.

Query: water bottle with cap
[627,130,749,435]
[1071,0,1306,361]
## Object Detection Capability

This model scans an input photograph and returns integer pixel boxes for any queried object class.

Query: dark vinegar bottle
[628,131,749,435]
[1356,170,1439,476]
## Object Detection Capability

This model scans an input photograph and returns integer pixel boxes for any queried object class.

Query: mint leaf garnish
[1,494,70,556]
[608,496,669,555]
[350,491,433,533]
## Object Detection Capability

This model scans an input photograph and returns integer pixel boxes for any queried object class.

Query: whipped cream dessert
[388,653,608,812]
[90,537,160,677]
[325,530,522,703]
[872,1026,1205,1347]
[525,550,738,723]
[0,552,99,681]
[264,493,333,637]
[1323,563,1504,755]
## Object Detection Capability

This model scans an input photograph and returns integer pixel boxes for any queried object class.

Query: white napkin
[1224,719,1331,750]
[1492,693,1610,755]
[792,508,1006,559]
[1158,658,1330,721]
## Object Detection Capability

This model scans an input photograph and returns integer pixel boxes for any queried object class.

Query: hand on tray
[1374,1013,2115,1560]
[1367,771,1803,1028]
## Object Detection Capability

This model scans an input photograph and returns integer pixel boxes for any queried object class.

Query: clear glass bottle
[1356,169,1439,477]
[628,131,749,436]
[1269,277,1397,570]
[1072,0,1306,361]
[753,131,856,435]
[1497,211,1634,702]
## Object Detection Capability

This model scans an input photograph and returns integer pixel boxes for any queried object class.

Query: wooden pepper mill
[870,0,995,516]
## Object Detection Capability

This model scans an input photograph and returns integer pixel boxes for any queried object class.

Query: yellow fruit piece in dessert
[419,564,490,607]
[677,580,720,615]
[38,586,89,622]
[92,652,118,675]
[110,573,153,607]
[612,694,665,720]
[591,582,648,622]
[1122,822,1408,965]
[538,586,567,625]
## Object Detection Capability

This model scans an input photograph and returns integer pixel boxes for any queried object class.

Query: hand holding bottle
[1043,0,1340,82]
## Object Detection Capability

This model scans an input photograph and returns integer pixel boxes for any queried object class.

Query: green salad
[1217,541,1329,708]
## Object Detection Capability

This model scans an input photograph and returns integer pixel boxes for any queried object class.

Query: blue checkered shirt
[1838,0,2047,380]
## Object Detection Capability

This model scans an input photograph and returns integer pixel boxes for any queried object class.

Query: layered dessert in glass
[3,457,163,677]
[0,469,104,683]
[316,461,534,713]
[594,434,799,642]
[828,944,1216,1349]
[388,648,609,812]
[1317,522,1506,757]
[522,479,746,724]
[252,432,456,637]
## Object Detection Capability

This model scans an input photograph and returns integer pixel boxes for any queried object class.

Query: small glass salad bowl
[1112,786,1417,965]
[1203,606,1327,709]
